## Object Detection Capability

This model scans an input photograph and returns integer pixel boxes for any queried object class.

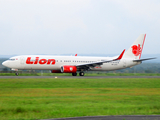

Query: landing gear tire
[15,72,19,76]
[79,72,84,76]
[72,73,77,76]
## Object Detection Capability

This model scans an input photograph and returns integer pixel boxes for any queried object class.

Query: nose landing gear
[15,72,19,76]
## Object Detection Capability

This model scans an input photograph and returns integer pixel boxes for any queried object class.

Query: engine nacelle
[51,70,62,73]
[61,66,77,73]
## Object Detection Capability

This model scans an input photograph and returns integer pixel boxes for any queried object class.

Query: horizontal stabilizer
[133,57,156,62]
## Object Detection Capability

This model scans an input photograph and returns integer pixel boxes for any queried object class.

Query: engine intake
[61,66,77,73]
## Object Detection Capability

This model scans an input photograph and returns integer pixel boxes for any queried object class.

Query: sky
[0,0,160,56]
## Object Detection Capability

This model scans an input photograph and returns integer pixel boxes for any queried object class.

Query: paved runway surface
[42,115,160,120]
[0,76,160,79]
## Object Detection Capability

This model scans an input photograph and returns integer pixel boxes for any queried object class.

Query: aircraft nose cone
[2,61,9,67]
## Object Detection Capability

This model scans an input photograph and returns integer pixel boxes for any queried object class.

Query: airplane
[2,34,156,76]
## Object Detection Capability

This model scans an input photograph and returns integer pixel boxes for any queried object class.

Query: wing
[76,49,125,71]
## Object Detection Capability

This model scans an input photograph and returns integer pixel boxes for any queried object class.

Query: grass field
[0,78,160,120]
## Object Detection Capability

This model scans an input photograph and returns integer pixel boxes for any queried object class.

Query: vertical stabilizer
[123,34,146,59]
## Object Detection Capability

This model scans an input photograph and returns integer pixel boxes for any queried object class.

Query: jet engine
[61,66,77,73]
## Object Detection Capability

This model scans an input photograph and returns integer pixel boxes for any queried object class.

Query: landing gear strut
[72,73,77,76]
[15,72,19,76]
[79,72,84,76]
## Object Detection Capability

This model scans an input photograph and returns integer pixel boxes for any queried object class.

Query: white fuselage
[2,55,140,71]
[2,34,153,76]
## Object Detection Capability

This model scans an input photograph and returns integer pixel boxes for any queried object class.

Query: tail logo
[131,44,142,56]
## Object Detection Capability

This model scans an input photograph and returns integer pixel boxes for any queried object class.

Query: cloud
[109,0,160,22]
[0,0,159,55]
[0,0,90,31]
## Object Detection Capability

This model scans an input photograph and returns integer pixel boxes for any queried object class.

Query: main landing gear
[79,72,84,76]
[72,73,77,76]
[72,72,85,76]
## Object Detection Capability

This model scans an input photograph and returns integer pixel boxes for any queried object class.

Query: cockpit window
[9,58,16,61]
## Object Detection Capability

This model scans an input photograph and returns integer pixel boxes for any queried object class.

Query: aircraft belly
[24,64,60,70]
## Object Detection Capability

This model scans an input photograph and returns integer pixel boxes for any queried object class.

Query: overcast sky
[0,0,160,56]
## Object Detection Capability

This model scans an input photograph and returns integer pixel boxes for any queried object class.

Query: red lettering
[39,59,47,64]
[26,57,56,65]
[47,59,55,65]
[26,57,33,64]
[34,57,39,64]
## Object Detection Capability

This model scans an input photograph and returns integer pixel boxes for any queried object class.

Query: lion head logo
[131,44,142,56]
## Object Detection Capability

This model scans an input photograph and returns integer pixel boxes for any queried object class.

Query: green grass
[0,78,160,120]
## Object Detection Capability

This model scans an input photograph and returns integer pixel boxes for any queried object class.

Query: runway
[42,115,160,120]
[0,76,160,79]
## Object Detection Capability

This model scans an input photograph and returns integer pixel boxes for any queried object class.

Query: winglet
[115,49,125,60]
